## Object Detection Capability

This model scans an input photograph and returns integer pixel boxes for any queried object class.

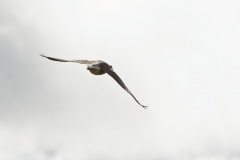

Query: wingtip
[39,53,46,58]
[142,105,148,109]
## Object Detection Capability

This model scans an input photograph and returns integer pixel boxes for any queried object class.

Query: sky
[0,0,240,160]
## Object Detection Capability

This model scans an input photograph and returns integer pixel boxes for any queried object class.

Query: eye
[109,65,113,70]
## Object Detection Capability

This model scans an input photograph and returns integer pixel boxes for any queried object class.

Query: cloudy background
[1,0,240,160]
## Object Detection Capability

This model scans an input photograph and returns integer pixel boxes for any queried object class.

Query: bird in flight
[40,54,148,109]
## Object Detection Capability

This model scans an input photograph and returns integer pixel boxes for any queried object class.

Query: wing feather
[99,63,148,109]
[40,54,91,64]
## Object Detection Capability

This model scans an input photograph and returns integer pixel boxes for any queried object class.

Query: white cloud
[0,0,240,160]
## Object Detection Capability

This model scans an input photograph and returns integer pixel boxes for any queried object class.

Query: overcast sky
[0,0,240,160]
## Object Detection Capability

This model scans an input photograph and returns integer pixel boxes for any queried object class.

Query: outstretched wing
[99,63,148,109]
[40,54,92,64]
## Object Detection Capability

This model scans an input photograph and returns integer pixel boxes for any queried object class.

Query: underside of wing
[99,63,148,109]
[40,54,91,64]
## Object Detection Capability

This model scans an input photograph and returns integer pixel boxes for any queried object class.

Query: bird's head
[109,65,113,70]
